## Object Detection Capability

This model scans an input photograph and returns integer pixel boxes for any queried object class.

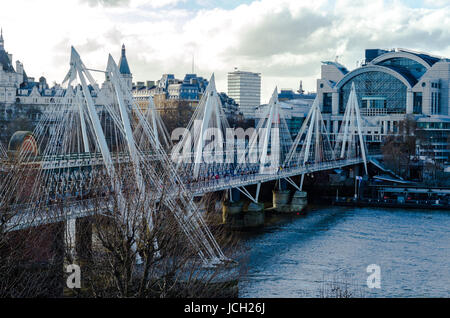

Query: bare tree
[0,157,65,297]
[382,115,417,178]
[1,157,242,298]
[157,100,194,135]
[61,170,241,298]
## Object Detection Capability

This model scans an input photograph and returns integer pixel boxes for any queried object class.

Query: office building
[227,69,261,118]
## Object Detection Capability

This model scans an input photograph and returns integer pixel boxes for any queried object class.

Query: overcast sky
[1,0,450,101]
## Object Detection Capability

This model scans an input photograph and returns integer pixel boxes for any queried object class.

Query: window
[323,93,332,113]
[339,71,407,114]
[377,57,427,79]
[361,97,386,109]
[431,92,441,114]
[413,92,422,114]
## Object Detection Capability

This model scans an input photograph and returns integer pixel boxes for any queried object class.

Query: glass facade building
[339,71,407,114]
[317,48,450,166]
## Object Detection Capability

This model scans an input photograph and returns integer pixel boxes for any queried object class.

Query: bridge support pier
[273,190,291,213]
[290,191,308,213]
[243,202,265,228]
[229,188,241,202]
[64,217,92,264]
[222,200,244,224]
[65,219,76,260]
[273,190,308,213]
[222,200,265,229]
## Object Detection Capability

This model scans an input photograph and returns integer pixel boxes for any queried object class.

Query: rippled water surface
[238,206,450,297]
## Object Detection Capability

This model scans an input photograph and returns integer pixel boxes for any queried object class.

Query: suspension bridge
[0,47,371,266]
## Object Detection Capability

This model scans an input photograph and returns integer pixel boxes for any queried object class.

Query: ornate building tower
[118,44,132,91]
[0,29,4,50]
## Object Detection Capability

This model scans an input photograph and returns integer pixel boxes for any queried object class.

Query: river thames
[238,206,450,297]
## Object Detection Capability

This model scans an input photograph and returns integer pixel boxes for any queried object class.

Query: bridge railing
[3,197,113,232]
[187,157,365,195]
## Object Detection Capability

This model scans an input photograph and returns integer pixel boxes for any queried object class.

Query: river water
[237,206,450,297]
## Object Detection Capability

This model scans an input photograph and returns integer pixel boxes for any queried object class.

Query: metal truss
[335,82,368,174]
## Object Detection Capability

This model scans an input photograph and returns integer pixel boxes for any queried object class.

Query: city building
[0,29,27,105]
[132,74,242,124]
[132,73,209,111]
[271,86,316,137]
[218,92,243,123]
[277,81,315,102]
[316,48,450,167]
[227,69,261,118]
[0,30,67,140]
[255,94,314,139]
[0,35,129,141]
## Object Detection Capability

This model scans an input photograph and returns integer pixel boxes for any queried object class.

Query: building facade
[132,73,209,111]
[255,89,316,139]
[0,31,64,140]
[0,35,133,142]
[316,49,450,166]
[227,70,261,119]
[132,73,242,123]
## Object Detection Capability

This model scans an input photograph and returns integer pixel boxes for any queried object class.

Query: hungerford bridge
[0,48,372,266]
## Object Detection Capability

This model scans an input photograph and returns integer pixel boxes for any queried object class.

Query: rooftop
[118,44,131,75]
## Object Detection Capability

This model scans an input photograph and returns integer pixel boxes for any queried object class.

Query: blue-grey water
[238,206,450,297]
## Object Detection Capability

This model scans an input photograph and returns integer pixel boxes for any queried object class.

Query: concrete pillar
[278,179,287,190]
[222,201,243,223]
[290,191,308,213]
[65,217,92,263]
[75,217,92,263]
[332,92,339,115]
[65,219,76,259]
[230,188,241,202]
[406,89,413,114]
[273,190,291,212]
[355,164,360,176]
[243,202,265,228]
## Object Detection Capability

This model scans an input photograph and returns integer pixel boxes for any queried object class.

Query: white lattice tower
[171,74,233,180]
[105,55,227,265]
[0,48,227,266]
[134,95,172,151]
[236,87,292,176]
[284,97,335,168]
[334,82,368,174]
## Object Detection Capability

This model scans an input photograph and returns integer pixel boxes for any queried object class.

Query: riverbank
[332,197,450,210]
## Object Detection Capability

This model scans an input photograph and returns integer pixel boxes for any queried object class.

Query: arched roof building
[317,48,450,164]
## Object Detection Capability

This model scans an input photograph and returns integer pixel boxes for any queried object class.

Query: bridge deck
[4,157,364,231]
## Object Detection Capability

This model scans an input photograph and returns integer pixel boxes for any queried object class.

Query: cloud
[231,9,331,58]
[2,0,450,101]
[81,0,130,7]
[80,0,184,8]
[423,0,450,8]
